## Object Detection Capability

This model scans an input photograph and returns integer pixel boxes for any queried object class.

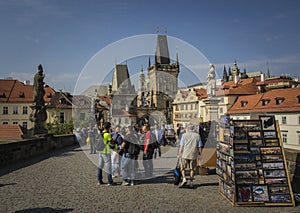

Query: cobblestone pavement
[0,145,299,213]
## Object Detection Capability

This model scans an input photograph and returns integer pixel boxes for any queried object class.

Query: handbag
[173,159,182,185]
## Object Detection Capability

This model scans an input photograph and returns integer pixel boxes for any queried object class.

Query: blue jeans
[97,153,113,184]
[121,153,136,181]
[142,152,153,178]
[154,144,161,158]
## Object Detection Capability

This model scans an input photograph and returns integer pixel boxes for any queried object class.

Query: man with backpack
[97,122,117,186]
[120,126,140,186]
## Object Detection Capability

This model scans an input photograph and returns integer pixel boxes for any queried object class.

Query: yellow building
[0,79,55,129]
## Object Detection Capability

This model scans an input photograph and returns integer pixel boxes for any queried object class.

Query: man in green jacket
[97,122,117,185]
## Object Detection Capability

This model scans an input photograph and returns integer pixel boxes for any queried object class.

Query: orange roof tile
[217,78,261,96]
[98,96,111,105]
[227,87,300,114]
[0,124,26,140]
[194,88,208,99]
[0,79,55,103]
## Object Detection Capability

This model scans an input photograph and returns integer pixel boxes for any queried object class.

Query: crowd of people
[74,121,204,188]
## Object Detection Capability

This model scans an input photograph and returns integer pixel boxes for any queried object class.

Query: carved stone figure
[206,64,216,97]
[33,64,45,106]
[30,64,48,135]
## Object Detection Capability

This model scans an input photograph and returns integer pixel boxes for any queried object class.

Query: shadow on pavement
[0,182,17,188]
[0,145,80,177]
[15,207,73,213]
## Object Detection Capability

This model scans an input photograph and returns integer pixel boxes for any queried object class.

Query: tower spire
[155,34,170,65]
[266,62,271,78]
[223,65,228,82]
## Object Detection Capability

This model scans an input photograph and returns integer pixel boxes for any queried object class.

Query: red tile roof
[0,124,26,140]
[0,79,55,103]
[47,91,73,109]
[217,78,261,96]
[227,87,300,114]
[194,88,208,99]
[98,96,111,105]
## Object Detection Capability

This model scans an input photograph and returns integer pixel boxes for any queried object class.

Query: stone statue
[206,64,216,97]
[33,64,45,106]
[30,64,48,135]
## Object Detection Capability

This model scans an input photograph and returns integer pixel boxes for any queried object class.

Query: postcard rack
[217,115,295,206]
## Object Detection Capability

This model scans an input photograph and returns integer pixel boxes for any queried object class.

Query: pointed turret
[155,35,170,65]
[266,62,271,78]
[148,56,151,68]
[223,65,228,82]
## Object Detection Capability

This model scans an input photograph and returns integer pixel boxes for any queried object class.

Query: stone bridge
[0,142,299,213]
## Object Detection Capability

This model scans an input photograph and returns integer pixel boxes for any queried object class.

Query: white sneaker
[121,181,129,186]
[179,178,187,188]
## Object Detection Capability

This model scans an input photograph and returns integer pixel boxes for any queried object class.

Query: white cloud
[10,72,34,83]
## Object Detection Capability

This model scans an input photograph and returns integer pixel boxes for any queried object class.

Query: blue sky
[0,0,300,93]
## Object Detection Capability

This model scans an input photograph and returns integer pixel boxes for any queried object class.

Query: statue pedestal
[29,105,48,136]
[203,97,220,122]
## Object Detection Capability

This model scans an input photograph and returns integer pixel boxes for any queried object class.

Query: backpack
[125,134,140,155]
[173,159,182,185]
[95,132,105,151]
[150,132,159,149]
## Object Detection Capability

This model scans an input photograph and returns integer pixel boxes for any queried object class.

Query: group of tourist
[95,122,166,186]
[75,121,204,188]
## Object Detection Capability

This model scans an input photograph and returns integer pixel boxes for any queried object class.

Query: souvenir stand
[217,115,295,206]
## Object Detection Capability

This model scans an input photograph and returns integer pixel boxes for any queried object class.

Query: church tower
[147,34,179,109]
[231,59,240,83]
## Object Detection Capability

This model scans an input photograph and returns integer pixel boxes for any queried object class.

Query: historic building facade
[227,87,300,150]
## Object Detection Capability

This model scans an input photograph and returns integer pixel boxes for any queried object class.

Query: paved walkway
[0,145,299,213]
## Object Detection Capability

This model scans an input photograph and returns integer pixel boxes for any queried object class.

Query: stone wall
[0,134,76,167]
[284,148,300,193]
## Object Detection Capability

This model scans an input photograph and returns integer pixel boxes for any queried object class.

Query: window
[23,106,28,114]
[3,121,8,124]
[22,122,28,129]
[282,116,287,124]
[241,101,248,107]
[166,101,170,108]
[3,106,8,114]
[298,134,300,145]
[262,99,270,106]
[282,133,287,143]
[13,121,18,124]
[80,113,85,120]
[220,108,223,114]
[59,112,65,124]
[275,97,285,105]
[13,106,18,114]
[298,116,300,125]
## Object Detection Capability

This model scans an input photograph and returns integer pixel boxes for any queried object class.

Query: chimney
[261,73,265,82]
[234,75,238,84]
[24,80,30,85]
